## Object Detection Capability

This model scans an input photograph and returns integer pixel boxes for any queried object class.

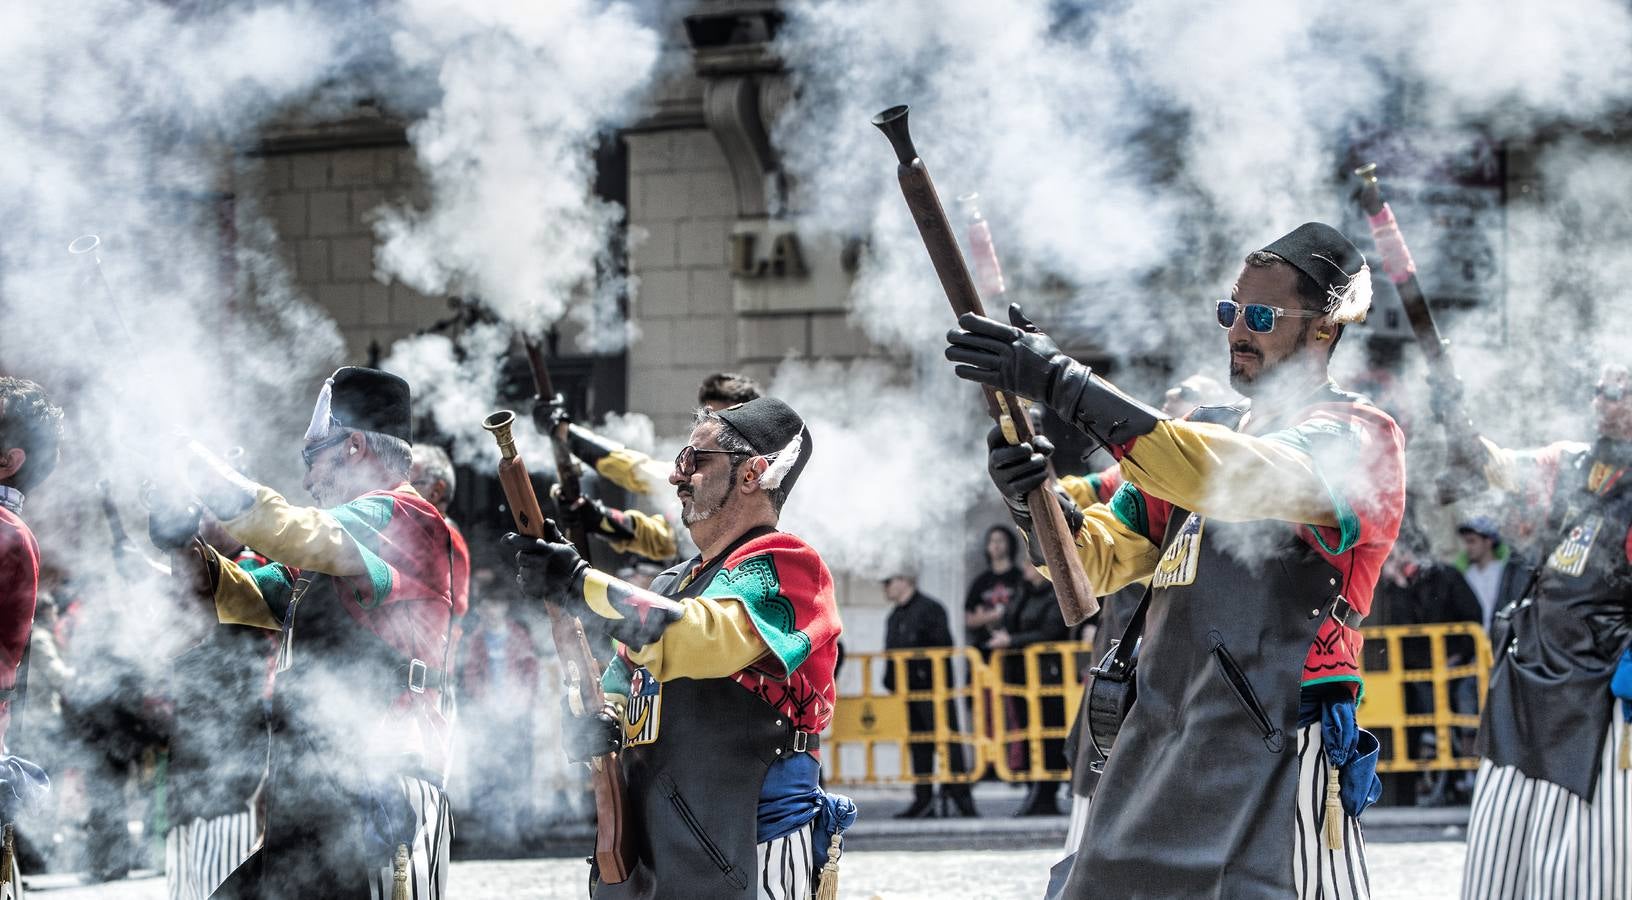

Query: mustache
[1229,341,1261,357]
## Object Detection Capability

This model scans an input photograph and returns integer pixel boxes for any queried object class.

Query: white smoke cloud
[768,0,1632,574]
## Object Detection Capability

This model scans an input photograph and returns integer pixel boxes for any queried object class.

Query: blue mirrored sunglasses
[1216,299,1322,334]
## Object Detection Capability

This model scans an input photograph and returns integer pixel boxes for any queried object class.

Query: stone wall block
[269,193,308,239]
[290,154,330,190]
[330,236,375,282]
[307,191,350,237]
[628,222,678,272]
[318,283,364,326]
[686,170,738,219]
[626,132,674,175]
[295,239,328,282]
[688,268,731,316]
[677,218,727,269]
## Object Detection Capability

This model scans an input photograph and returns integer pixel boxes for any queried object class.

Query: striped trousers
[1058,725,1369,897]
[166,808,261,900]
[755,822,815,900]
[368,777,452,900]
[1461,721,1631,899]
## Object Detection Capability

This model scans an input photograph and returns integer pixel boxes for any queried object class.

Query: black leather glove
[985,426,1084,562]
[531,393,571,437]
[563,701,623,763]
[946,304,1074,405]
[949,304,1167,448]
[505,530,588,604]
[146,481,202,551]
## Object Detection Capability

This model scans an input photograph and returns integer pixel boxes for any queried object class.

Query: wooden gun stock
[484,410,632,883]
[874,105,1098,625]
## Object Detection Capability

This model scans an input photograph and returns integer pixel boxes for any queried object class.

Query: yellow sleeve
[624,596,768,681]
[1057,474,1097,510]
[211,550,283,630]
[221,485,367,576]
[607,508,678,561]
[1064,505,1160,594]
[594,448,669,495]
[1117,419,1340,527]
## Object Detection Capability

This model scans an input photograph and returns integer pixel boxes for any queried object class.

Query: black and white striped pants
[1461,721,1630,899]
[755,822,814,900]
[368,776,452,900]
[165,807,261,900]
[1059,725,1369,897]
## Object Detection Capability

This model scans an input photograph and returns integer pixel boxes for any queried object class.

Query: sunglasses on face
[1216,299,1323,334]
[301,431,350,469]
[673,444,751,477]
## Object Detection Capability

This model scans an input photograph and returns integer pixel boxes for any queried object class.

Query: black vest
[1478,444,1632,798]
[1054,400,1349,899]
[598,527,813,900]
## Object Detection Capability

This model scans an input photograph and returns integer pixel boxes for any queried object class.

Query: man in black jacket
[882,575,976,818]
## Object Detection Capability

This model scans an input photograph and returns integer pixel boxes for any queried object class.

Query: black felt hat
[305,366,413,443]
[715,397,812,496]
[1259,222,1371,321]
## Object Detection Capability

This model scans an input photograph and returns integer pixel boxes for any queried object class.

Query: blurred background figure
[882,574,975,819]
[986,555,1069,817]
[965,525,1021,659]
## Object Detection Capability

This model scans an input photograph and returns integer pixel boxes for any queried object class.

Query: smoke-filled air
[3,0,1632,893]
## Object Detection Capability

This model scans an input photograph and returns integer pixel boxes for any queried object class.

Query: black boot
[894,786,936,819]
[942,784,979,818]
[1014,782,1062,817]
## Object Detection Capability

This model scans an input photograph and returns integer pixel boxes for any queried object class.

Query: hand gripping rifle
[1353,164,1487,501]
[520,336,595,556]
[482,411,631,883]
[874,105,1098,624]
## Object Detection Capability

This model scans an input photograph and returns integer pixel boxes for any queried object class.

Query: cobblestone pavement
[25,841,1466,898]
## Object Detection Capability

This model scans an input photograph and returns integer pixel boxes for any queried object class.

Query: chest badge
[622,666,663,747]
[1152,514,1205,589]
[1547,514,1603,578]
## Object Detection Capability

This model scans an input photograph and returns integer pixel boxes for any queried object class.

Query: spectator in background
[458,592,541,852]
[987,554,1070,816]
[1373,539,1483,804]
[965,525,1022,658]
[882,575,975,819]
[1453,515,1533,643]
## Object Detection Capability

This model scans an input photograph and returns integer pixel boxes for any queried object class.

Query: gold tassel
[815,832,844,900]
[1323,764,1344,851]
[1620,721,1630,771]
[391,843,410,900]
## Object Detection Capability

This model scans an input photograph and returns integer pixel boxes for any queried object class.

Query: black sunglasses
[1216,299,1322,334]
[674,444,751,477]
[302,431,351,468]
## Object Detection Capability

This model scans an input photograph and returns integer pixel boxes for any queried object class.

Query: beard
[679,484,730,526]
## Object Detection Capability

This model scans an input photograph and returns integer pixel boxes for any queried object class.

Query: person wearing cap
[1455,363,1632,899]
[948,223,1406,897]
[152,366,459,899]
[507,397,853,899]
[1451,515,1534,644]
[538,372,761,563]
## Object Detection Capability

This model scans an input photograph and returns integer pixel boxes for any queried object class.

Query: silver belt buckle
[791,731,808,753]
[408,659,428,694]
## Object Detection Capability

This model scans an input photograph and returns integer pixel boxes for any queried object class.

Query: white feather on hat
[758,430,803,491]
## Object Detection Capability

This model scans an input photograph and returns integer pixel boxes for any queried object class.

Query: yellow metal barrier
[1356,622,1493,773]
[986,643,1092,782]
[828,624,1495,786]
[826,647,987,785]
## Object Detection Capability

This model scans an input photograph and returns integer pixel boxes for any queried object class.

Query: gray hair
[693,408,791,512]
[410,443,457,502]
[361,430,413,479]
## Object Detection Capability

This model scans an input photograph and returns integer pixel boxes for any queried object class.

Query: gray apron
[598,527,816,900]
[1054,403,1346,899]
[1478,445,1632,798]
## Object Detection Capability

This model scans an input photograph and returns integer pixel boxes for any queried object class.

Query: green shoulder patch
[699,553,810,676]
[328,495,396,608]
